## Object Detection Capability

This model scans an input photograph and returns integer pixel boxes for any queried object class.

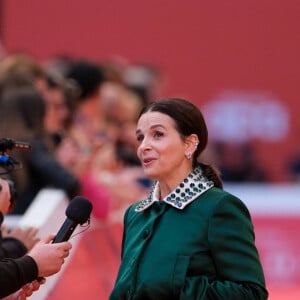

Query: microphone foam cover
[66,196,93,224]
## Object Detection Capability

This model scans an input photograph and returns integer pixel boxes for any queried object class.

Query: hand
[0,178,11,215]
[2,226,40,251]
[2,279,45,300]
[28,234,72,277]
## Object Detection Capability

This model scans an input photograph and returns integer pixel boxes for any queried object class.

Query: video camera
[0,138,31,208]
[0,138,31,174]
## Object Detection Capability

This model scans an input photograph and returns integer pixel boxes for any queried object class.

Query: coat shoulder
[194,187,250,216]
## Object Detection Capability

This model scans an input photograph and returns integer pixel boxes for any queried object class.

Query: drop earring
[186,152,192,160]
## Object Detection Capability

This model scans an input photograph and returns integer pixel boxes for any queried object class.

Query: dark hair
[66,60,104,100]
[0,54,46,97]
[0,87,46,139]
[139,98,223,188]
[0,87,46,192]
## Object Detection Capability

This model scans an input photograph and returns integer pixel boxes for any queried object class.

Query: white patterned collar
[135,166,214,212]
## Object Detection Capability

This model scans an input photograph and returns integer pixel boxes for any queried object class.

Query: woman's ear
[185,134,199,152]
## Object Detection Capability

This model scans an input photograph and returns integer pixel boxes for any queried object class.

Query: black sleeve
[0,255,38,298]
[0,237,28,259]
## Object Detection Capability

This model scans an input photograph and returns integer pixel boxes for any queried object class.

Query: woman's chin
[143,170,157,181]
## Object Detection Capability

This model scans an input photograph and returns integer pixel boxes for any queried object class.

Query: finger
[57,241,72,252]
[17,285,31,298]
[40,234,56,244]
[27,227,39,235]
[1,225,9,235]
[39,277,46,284]
[17,291,26,300]
[9,227,21,236]
[65,242,72,250]
[62,250,70,258]
[31,280,41,291]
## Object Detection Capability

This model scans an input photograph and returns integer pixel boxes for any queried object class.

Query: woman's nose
[139,139,151,152]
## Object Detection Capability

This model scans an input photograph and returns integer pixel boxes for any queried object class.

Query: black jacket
[0,235,27,259]
[0,213,38,298]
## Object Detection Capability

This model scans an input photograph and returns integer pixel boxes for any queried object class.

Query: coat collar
[135,166,214,212]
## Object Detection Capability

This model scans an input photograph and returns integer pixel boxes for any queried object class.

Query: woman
[109,98,268,299]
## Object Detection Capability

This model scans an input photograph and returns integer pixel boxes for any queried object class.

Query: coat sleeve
[0,255,38,298]
[0,237,27,259]
[180,194,268,300]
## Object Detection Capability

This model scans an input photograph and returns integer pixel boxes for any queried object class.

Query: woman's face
[43,88,69,133]
[136,111,191,183]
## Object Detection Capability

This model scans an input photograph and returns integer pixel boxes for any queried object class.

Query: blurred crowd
[0,52,299,225]
[0,53,162,222]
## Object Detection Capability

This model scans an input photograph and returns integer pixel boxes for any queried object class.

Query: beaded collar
[135,166,214,212]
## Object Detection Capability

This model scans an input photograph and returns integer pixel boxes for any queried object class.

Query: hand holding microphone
[31,196,92,278]
[28,234,72,278]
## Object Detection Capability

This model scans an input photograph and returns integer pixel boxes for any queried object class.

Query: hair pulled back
[139,98,223,188]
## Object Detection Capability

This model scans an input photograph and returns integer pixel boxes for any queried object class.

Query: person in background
[110,98,268,299]
[64,60,118,220]
[213,141,266,182]
[0,178,72,299]
[99,83,151,219]
[0,53,47,98]
[0,87,80,214]
[65,59,108,151]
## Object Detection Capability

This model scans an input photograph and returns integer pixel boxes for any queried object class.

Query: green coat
[110,187,268,300]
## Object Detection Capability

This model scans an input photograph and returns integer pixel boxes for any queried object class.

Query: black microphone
[53,196,93,243]
[0,138,32,151]
[37,196,93,282]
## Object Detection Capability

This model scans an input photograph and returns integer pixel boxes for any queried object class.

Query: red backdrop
[1,0,300,181]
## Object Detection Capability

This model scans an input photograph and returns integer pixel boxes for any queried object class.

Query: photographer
[0,178,72,298]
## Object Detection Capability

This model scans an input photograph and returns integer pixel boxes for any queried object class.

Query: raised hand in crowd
[1,226,40,252]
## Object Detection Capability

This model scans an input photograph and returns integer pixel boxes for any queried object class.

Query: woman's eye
[154,131,163,138]
[136,135,144,142]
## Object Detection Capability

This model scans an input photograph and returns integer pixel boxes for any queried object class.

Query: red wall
[1,0,300,181]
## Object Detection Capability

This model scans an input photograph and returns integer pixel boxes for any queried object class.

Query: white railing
[224,183,300,216]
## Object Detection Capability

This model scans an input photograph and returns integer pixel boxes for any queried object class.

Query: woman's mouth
[143,157,155,166]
